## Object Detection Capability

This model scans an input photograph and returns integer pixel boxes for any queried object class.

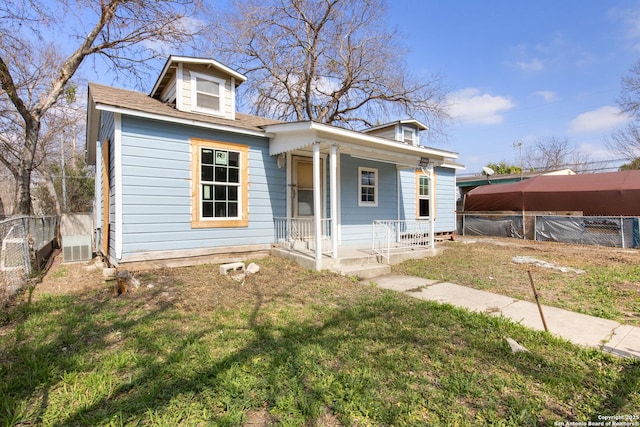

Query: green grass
[396,239,640,325]
[1,258,639,426]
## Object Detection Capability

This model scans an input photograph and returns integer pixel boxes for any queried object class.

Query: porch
[272,217,440,277]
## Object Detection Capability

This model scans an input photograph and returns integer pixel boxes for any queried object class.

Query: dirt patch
[34,255,106,298]
[32,254,364,323]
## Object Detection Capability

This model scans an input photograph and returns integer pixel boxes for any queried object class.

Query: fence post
[621,216,625,249]
[21,217,32,276]
[462,213,466,236]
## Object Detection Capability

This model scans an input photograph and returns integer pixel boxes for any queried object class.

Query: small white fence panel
[372,220,432,261]
[273,217,333,256]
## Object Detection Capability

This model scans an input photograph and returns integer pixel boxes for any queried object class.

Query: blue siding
[100,110,457,261]
[398,166,457,233]
[434,167,457,232]
[118,116,286,258]
[339,154,397,245]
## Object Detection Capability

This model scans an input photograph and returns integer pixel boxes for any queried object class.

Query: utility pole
[513,140,523,180]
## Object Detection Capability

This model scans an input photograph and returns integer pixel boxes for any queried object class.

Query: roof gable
[150,55,247,99]
[85,82,281,165]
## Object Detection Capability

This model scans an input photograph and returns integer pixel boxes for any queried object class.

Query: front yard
[396,237,640,325]
[1,242,639,426]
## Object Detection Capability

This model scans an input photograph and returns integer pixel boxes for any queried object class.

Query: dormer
[362,119,428,146]
[150,56,247,120]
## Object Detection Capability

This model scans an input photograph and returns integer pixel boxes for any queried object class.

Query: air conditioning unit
[61,213,94,263]
[62,234,92,263]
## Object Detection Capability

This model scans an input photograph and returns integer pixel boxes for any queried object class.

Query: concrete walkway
[367,274,640,360]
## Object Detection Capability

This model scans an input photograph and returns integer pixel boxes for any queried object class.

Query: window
[191,72,225,115]
[417,173,430,218]
[191,139,248,228]
[358,167,378,207]
[402,127,415,144]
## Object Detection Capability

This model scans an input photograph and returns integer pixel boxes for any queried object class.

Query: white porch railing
[372,219,433,261]
[273,217,333,256]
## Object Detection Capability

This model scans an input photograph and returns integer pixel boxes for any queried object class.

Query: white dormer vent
[402,127,416,145]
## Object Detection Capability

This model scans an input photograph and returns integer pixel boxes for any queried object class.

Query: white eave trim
[441,161,467,170]
[93,103,266,138]
[151,56,247,96]
[265,121,458,160]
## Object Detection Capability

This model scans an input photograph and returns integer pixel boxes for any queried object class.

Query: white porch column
[428,163,435,249]
[330,145,338,259]
[313,143,322,262]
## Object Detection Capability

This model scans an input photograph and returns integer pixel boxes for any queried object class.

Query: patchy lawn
[0,250,639,426]
[396,237,640,326]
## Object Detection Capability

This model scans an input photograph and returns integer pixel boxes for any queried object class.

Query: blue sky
[72,0,640,175]
[386,1,640,174]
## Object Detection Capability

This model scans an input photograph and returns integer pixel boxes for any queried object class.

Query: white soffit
[265,121,459,161]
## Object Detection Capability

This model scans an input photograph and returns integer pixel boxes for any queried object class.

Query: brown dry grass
[35,254,368,326]
[36,237,640,326]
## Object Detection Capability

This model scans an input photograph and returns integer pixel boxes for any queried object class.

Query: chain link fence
[0,216,59,304]
[458,213,639,249]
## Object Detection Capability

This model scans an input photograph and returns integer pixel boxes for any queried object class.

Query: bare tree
[0,0,200,215]
[209,0,449,136]
[617,60,640,119]
[523,137,592,173]
[607,124,640,160]
[607,60,640,160]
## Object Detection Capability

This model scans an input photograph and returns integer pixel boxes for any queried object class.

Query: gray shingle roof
[88,82,282,132]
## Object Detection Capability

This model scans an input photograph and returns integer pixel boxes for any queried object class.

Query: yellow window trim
[191,138,249,228]
[415,169,436,220]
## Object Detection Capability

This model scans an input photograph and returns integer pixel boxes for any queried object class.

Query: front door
[292,156,322,218]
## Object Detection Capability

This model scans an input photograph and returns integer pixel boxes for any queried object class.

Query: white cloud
[610,5,640,52]
[533,90,558,102]
[568,106,631,134]
[142,16,206,55]
[516,58,544,72]
[449,88,515,125]
[577,142,620,161]
[609,6,640,42]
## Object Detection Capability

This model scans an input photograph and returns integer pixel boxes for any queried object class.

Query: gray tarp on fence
[462,215,523,239]
[536,216,638,248]
[458,213,640,249]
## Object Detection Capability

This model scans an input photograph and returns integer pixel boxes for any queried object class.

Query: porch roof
[264,121,460,168]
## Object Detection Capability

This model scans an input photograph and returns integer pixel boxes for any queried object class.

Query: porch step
[330,263,391,280]
[336,254,381,266]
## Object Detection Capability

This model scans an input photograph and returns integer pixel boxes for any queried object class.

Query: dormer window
[402,127,415,144]
[191,72,225,116]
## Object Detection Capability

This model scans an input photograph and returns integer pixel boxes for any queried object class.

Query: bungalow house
[86,56,463,275]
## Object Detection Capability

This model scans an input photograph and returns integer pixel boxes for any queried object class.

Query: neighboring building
[456,168,575,211]
[86,55,463,271]
[463,170,640,216]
